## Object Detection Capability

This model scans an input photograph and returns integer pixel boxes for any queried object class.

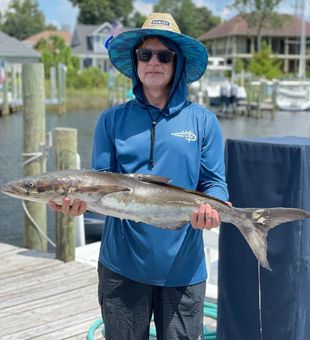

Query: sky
[0,0,308,32]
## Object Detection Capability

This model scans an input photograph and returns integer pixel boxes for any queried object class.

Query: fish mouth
[1,184,28,198]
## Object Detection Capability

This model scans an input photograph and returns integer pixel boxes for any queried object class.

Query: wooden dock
[0,242,101,340]
[0,240,218,339]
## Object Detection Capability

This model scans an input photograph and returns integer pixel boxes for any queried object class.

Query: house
[23,30,72,48]
[0,31,40,64]
[198,14,310,74]
[71,21,133,72]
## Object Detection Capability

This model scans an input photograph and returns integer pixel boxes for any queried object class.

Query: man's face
[137,38,174,90]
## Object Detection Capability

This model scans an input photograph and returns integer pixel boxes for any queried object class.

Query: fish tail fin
[233,207,310,271]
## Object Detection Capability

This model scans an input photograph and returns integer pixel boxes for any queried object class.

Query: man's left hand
[191,204,220,230]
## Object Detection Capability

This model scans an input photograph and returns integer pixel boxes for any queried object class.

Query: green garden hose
[87,299,217,340]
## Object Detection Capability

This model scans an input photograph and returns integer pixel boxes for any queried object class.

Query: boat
[206,57,246,105]
[204,75,247,107]
[276,83,310,111]
[276,0,310,112]
[190,57,247,107]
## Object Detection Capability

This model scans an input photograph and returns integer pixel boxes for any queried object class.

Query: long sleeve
[197,113,228,201]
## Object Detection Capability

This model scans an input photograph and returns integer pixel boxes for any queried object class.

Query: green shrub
[67,67,108,89]
[248,42,282,80]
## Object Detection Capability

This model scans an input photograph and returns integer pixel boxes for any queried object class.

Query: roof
[0,31,40,60]
[23,30,72,47]
[71,22,134,55]
[198,14,310,41]
[71,24,101,54]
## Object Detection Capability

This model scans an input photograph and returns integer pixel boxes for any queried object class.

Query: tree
[233,57,245,73]
[45,23,58,31]
[178,0,198,36]
[69,0,133,25]
[1,0,46,40]
[35,35,79,79]
[248,41,282,79]
[230,0,284,51]
[154,0,220,37]
[128,11,147,28]
[186,5,220,38]
[153,0,180,17]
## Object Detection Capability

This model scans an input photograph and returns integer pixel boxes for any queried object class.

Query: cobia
[2,169,310,270]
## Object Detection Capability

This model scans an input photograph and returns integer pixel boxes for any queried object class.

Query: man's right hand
[48,197,87,217]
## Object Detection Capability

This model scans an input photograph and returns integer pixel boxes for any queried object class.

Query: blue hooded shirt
[92,37,228,286]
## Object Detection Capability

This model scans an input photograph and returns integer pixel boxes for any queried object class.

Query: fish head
[1,173,76,203]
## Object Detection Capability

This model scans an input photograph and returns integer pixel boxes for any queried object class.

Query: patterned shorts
[98,262,205,340]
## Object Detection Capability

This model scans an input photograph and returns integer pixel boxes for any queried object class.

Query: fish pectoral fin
[76,185,130,194]
[125,173,171,184]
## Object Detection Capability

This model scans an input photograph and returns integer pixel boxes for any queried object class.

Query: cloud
[220,7,236,20]
[277,0,296,14]
[0,0,11,12]
[45,19,62,29]
[137,0,157,3]
[45,0,79,31]
[134,0,154,15]
[194,0,208,6]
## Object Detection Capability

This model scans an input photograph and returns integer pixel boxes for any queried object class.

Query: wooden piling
[54,127,77,262]
[22,63,47,251]
[17,66,22,99]
[50,66,57,101]
[257,80,265,118]
[272,80,278,118]
[57,64,66,114]
[2,68,10,116]
[12,65,17,101]
[246,79,252,116]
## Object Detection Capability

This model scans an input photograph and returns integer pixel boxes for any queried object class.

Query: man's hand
[191,204,221,230]
[48,197,87,217]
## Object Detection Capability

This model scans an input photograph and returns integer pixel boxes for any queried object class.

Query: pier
[0,242,101,340]
[0,240,218,339]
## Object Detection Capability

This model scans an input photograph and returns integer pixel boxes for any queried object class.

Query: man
[49,13,228,340]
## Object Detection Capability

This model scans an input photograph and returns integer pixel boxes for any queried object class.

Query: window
[83,58,92,68]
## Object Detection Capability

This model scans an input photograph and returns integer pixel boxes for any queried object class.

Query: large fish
[2,169,310,270]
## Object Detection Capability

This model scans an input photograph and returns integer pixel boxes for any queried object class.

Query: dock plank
[7,310,100,340]
[0,243,22,254]
[0,243,100,339]
[0,269,98,309]
[0,253,58,279]
[0,261,94,295]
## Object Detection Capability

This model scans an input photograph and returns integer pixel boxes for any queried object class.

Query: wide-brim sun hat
[107,12,208,84]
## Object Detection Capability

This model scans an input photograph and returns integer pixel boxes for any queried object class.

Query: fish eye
[25,180,35,189]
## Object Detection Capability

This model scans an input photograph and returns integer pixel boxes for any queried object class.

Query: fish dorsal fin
[126,173,229,207]
[125,173,171,185]
[76,185,130,194]
[161,183,230,206]
[138,177,230,207]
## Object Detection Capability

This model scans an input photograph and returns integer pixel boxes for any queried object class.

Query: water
[0,109,309,248]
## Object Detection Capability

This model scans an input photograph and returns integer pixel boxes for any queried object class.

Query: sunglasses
[136,48,175,64]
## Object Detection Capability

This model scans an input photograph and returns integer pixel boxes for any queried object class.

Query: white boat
[204,76,246,106]
[190,57,247,107]
[276,85,310,111]
[276,1,310,112]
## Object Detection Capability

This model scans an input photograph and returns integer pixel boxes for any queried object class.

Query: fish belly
[91,193,193,229]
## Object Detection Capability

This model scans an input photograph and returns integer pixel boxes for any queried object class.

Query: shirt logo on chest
[171,130,197,143]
